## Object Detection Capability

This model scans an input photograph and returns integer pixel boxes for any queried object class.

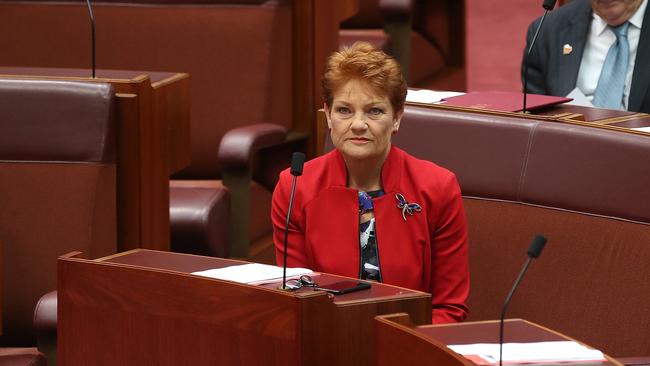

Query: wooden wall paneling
[152,74,191,175]
[292,0,359,157]
[114,93,141,252]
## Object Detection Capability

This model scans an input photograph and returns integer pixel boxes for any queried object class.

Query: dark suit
[523,0,650,113]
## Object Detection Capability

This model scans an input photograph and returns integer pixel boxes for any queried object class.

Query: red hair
[321,42,407,113]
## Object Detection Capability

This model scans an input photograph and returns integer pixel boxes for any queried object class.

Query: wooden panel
[59,249,430,366]
[0,68,190,252]
[292,0,359,157]
[0,240,2,335]
[152,73,191,175]
[376,313,473,366]
[376,316,622,366]
[115,93,141,251]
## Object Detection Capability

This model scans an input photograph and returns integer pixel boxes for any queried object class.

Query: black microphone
[281,152,306,290]
[522,0,557,113]
[84,0,96,78]
[499,234,547,366]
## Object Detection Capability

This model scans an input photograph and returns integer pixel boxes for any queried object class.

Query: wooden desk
[405,100,650,134]
[58,249,430,366]
[0,68,190,252]
[376,315,622,366]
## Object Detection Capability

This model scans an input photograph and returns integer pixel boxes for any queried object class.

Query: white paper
[406,89,465,104]
[631,126,650,132]
[192,263,312,284]
[448,341,605,364]
[565,88,594,107]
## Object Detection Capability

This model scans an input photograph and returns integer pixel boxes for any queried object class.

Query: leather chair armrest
[218,123,288,170]
[379,0,413,18]
[33,290,57,366]
[33,291,57,336]
[217,124,307,257]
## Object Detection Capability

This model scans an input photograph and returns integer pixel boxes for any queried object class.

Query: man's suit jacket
[523,0,650,113]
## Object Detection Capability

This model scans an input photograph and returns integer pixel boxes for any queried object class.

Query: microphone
[499,234,547,366]
[522,0,557,113]
[281,152,306,290]
[84,0,96,78]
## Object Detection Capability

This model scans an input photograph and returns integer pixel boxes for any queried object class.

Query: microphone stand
[85,0,96,78]
[281,152,305,290]
[281,174,298,290]
[499,256,534,366]
[523,0,557,113]
[499,234,547,366]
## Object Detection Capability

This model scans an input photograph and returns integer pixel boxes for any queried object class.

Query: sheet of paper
[448,341,605,364]
[631,126,650,133]
[406,89,465,104]
[565,88,594,107]
[192,263,312,284]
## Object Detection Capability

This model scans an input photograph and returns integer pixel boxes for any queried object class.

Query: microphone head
[290,152,306,176]
[527,234,547,258]
[542,0,557,10]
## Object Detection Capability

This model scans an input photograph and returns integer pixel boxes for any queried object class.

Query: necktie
[593,22,630,110]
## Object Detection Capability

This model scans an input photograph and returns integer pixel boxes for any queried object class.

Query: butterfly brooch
[395,193,422,221]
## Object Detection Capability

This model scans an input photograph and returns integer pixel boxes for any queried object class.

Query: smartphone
[314,280,371,295]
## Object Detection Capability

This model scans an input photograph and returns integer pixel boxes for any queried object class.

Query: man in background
[523,0,649,113]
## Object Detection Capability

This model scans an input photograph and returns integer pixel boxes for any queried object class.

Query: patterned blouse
[358,190,384,282]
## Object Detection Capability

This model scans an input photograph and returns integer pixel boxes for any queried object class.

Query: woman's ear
[393,109,403,133]
[324,103,332,129]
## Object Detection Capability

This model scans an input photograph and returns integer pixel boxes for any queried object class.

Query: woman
[272,42,469,323]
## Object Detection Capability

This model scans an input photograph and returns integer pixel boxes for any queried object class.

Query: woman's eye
[368,107,384,115]
[337,107,351,114]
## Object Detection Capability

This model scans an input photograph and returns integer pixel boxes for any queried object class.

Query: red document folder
[441,91,572,112]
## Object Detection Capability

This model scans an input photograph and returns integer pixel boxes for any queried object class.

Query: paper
[406,89,465,104]
[192,263,312,284]
[565,88,594,107]
[448,341,606,365]
[631,126,650,132]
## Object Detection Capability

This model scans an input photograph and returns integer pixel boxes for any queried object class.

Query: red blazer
[272,146,469,323]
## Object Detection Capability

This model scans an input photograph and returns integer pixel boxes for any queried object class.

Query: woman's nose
[350,113,368,130]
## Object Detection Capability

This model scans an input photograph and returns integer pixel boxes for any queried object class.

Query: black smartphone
[314,280,371,295]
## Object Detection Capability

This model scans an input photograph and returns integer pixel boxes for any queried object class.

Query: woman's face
[326,79,402,162]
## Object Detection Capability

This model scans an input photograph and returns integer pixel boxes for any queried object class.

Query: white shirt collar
[629,0,648,29]
[592,0,647,35]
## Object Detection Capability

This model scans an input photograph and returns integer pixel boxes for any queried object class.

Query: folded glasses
[283,274,317,290]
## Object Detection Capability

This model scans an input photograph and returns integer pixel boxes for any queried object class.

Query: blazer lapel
[629,4,650,112]
[557,1,592,96]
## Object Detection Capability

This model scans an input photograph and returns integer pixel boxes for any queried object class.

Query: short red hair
[321,42,407,113]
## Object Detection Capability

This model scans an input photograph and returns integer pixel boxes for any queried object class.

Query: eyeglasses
[283,275,317,290]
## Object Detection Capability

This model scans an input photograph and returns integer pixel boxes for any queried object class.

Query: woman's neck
[344,147,390,192]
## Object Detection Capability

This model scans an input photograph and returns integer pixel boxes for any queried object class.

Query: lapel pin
[395,193,422,221]
[563,44,573,55]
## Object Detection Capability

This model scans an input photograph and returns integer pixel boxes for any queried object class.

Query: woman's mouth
[348,137,370,144]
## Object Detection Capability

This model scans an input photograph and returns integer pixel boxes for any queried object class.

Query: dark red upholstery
[169,182,231,258]
[0,348,46,366]
[389,105,650,357]
[32,291,56,366]
[32,292,56,339]
[0,78,117,365]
